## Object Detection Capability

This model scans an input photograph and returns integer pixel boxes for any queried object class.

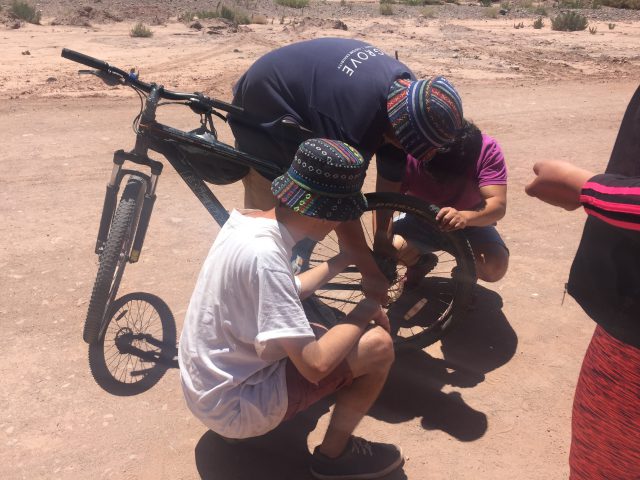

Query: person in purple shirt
[390,120,509,285]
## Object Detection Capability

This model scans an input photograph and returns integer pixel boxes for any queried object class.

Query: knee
[363,326,395,370]
[478,262,507,282]
[476,250,509,283]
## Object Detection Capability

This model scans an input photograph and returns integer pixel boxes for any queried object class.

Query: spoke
[316,240,339,256]
[361,214,374,247]
[437,297,453,306]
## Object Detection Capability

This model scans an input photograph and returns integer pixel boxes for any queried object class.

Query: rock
[190,21,203,30]
[11,21,22,29]
[46,77,57,83]
[21,50,31,55]
[332,20,348,30]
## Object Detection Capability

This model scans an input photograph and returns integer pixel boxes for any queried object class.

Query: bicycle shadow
[369,284,517,441]
[194,397,408,480]
[88,292,179,396]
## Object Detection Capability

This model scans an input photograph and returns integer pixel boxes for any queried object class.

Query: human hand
[371,306,391,333]
[361,268,391,306]
[436,207,469,231]
[525,160,594,211]
[354,298,390,332]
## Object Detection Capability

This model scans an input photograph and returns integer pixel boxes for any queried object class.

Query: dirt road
[2,13,639,480]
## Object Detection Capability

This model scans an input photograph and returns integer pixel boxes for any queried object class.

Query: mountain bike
[61,48,477,353]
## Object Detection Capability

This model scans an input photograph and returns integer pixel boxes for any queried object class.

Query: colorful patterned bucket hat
[271,138,368,221]
[387,76,464,163]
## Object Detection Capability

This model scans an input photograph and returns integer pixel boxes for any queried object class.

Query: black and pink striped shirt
[581,174,640,232]
[568,173,640,348]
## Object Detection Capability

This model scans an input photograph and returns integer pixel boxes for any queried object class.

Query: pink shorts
[282,324,354,421]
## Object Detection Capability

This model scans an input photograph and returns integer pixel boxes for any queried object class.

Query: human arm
[524,160,595,210]
[334,221,390,304]
[437,184,507,231]
[296,252,352,300]
[372,144,405,257]
[579,173,640,231]
[526,160,640,229]
[276,298,389,384]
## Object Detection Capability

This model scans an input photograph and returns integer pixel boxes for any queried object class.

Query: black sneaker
[310,436,404,480]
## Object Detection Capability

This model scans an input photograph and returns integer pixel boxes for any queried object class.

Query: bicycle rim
[308,192,476,350]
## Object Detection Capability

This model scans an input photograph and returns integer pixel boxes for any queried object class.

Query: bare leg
[392,234,421,266]
[317,326,395,457]
[472,243,509,282]
[242,168,278,210]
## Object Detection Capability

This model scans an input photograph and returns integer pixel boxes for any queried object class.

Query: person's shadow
[370,284,517,441]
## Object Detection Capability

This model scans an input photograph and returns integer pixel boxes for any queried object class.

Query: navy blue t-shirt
[229,38,414,180]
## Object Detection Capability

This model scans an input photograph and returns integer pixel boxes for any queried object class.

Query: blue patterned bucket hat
[271,139,368,221]
[387,76,464,163]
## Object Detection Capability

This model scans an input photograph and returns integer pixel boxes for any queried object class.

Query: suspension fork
[95,150,163,263]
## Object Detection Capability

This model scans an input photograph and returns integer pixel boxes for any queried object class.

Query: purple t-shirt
[401,134,507,210]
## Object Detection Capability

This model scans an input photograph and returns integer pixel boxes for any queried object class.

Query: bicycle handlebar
[62,48,111,71]
[61,48,244,115]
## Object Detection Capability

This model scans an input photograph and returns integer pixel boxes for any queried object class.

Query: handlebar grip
[61,48,110,71]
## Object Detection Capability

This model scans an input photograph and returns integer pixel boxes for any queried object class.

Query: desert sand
[2,2,640,479]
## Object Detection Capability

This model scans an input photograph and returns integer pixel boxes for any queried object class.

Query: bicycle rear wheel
[83,176,145,344]
[308,192,477,351]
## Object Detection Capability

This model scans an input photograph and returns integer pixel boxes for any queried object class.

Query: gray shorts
[393,213,508,253]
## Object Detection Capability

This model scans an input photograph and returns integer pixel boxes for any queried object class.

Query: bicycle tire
[83,176,145,344]
[308,192,477,351]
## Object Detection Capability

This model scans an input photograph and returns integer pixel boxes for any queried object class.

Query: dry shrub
[10,1,40,24]
[275,0,310,8]
[551,11,588,31]
[380,3,394,14]
[130,22,153,37]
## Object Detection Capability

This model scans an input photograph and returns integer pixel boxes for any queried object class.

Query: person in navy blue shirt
[229,38,464,302]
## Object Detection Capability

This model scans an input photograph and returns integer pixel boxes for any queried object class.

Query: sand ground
[1,8,640,480]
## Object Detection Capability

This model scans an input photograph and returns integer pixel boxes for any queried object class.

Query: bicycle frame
[95,84,284,264]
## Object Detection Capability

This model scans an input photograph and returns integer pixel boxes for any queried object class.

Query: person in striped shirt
[526,159,640,479]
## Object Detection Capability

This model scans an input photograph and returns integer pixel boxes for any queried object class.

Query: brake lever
[78,69,122,87]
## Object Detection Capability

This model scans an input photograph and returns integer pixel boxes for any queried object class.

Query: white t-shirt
[178,210,314,439]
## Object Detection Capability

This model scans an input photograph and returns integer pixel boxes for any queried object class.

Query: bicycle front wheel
[83,176,145,345]
[308,192,477,351]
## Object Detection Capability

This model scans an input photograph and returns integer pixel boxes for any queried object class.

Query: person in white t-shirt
[179,139,404,480]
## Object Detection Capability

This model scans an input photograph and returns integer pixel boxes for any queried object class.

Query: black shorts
[228,116,310,181]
